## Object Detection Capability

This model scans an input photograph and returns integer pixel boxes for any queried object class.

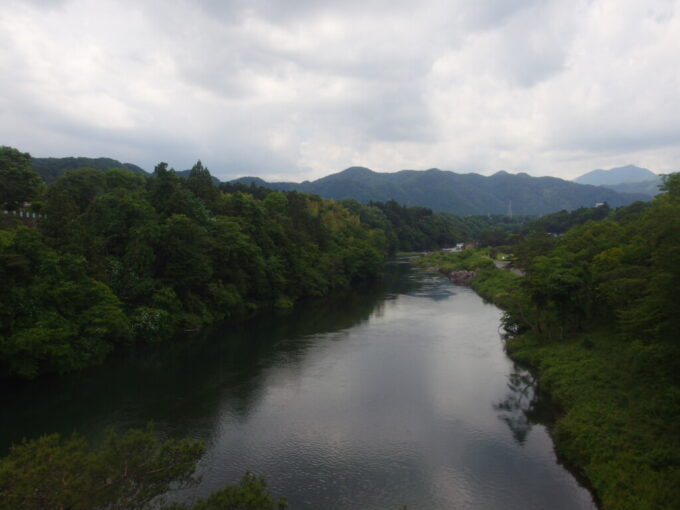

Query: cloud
[0,0,678,181]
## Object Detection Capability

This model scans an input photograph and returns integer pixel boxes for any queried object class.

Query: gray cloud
[1,0,679,181]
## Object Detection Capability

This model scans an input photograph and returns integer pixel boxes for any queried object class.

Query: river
[0,260,595,510]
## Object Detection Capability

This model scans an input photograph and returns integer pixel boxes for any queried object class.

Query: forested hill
[573,164,664,197]
[32,156,148,182]
[231,167,649,215]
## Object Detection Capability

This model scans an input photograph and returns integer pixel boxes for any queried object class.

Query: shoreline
[416,258,679,509]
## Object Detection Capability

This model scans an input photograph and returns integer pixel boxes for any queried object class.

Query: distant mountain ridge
[31,156,225,185]
[574,165,657,185]
[574,165,663,197]
[232,166,649,216]
[32,156,148,182]
[29,156,653,215]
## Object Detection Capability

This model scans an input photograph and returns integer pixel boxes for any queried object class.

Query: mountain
[32,157,222,186]
[574,165,664,197]
[574,165,658,186]
[231,167,649,216]
[31,157,148,182]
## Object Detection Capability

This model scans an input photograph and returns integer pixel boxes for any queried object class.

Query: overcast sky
[1,0,679,181]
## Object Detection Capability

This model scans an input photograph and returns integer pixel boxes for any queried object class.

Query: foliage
[0,146,42,210]
[522,203,611,234]
[411,248,495,273]
[0,226,129,378]
[508,331,680,510]
[0,426,204,510]
[180,473,286,510]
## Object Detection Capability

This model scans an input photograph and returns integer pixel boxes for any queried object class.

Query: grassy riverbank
[413,250,680,510]
[509,331,680,510]
[411,249,520,308]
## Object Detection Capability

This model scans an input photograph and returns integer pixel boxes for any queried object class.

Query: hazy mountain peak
[337,166,375,176]
[574,165,657,186]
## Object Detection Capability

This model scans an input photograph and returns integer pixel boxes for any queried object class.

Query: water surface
[1,261,595,510]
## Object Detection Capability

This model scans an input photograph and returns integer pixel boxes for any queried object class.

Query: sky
[1,0,679,182]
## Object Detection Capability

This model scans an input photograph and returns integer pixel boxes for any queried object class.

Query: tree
[185,160,220,208]
[0,146,42,210]
[0,226,130,378]
[0,426,204,510]
[185,473,286,510]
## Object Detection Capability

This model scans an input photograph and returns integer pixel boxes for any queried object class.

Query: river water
[1,260,595,510]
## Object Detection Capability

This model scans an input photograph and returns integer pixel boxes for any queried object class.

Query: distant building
[442,242,466,253]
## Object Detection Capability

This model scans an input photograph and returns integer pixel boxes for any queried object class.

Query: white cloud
[0,0,678,180]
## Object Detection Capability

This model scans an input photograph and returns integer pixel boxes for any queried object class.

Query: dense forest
[1,146,516,380]
[3,147,382,378]
[414,174,680,509]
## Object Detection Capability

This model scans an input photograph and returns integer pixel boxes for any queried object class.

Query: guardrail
[2,210,45,219]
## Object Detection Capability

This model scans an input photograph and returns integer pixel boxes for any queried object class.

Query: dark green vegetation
[341,199,525,252]
[32,156,148,182]
[415,174,680,509]
[0,147,43,210]
[517,202,615,235]
[231,166,648,215]
[1,151,381,378]
[0,426,285,510]
[3,146,516,379]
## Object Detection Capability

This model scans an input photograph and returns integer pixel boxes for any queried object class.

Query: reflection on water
[0,262,415,449]
[494,365,537,445]
[0,261,596,510]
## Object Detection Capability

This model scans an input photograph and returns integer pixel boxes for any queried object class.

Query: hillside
[232,167,648,216]
[31,156,148,182]
[602,178,663,197]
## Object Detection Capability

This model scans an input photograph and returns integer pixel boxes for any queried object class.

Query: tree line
[0,145,514,379]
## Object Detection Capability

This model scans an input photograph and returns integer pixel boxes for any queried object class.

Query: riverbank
[413,253,680,510]
[507,330,680,510]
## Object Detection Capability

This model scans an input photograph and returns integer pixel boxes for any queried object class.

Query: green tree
[186,473,286,510]
[0,146,42,210]
[0,426,204,510]
[0,226,129,378]
[185,160,220,209]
